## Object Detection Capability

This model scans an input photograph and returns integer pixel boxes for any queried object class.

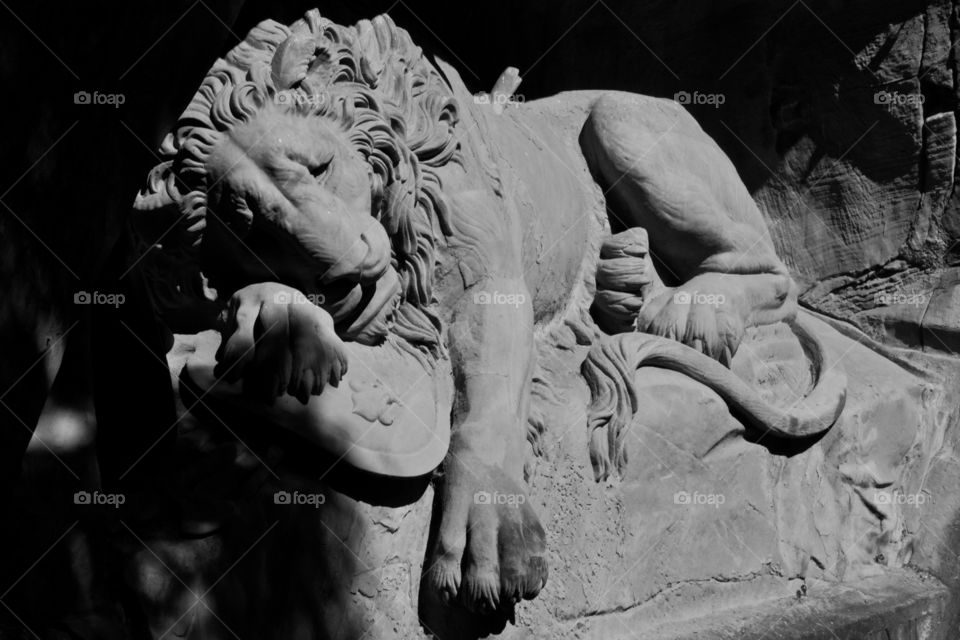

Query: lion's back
[442,73,609,324]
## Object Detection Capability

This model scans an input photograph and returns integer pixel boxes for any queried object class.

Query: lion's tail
[582,313,846,481]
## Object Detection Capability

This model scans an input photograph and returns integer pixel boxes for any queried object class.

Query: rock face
[754,1,960,355]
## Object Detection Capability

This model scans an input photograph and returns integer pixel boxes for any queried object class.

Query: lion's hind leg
[581,92,798,362]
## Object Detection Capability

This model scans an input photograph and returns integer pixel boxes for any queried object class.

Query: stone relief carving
[119,9,957,637]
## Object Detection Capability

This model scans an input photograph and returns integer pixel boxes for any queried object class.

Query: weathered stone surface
[922,267,960,352]
[619,571,950,640]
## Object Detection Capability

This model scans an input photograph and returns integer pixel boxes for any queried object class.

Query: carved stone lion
[132,10,847,617]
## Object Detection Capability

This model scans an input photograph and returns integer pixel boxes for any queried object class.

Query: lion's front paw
[425,456,547,614]
[636,275,745,365]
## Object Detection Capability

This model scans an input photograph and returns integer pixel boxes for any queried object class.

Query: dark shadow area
[741,424,829,457]
[3,413,371,639]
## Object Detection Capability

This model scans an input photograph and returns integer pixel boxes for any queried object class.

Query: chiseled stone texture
[494,316,960,639]
[759,1,960,354]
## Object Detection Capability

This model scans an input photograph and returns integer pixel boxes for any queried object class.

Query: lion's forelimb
[447,277,535,476]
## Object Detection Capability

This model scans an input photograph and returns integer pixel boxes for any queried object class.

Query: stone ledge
[571,570,950,640]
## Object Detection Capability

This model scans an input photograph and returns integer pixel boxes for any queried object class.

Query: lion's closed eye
[286,151,333,180]
[308,158,332,179]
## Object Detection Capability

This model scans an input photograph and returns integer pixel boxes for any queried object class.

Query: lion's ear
[271,33,319,90]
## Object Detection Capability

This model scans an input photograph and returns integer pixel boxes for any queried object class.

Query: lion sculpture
[132,10,846,616]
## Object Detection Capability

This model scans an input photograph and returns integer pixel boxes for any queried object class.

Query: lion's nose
[314,227,390,285]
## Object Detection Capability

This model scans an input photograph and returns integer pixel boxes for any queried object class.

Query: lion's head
[133,11,460,354]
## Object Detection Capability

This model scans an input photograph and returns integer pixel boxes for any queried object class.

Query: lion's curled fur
[133,11,463,356]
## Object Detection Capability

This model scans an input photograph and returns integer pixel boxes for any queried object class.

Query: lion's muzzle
[315,224,392,286]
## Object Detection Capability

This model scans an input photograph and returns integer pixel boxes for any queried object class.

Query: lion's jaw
[204,108,400,343]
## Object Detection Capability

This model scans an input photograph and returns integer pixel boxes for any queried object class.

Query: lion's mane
[134,11,462,355]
